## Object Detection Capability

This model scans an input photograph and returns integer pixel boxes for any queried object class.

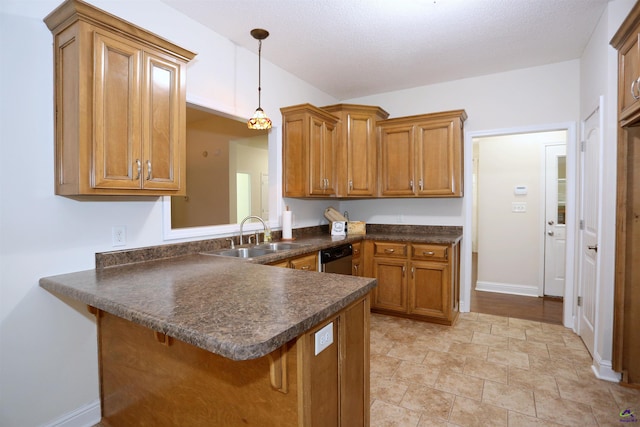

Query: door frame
[463,122,577,329]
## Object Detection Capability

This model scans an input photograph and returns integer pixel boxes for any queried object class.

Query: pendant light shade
[248,28,272,130]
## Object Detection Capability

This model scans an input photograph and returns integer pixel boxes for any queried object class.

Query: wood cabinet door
[619,32,640,120]
[282,111,308,197]
[93,31,142,190]
[378,124,415,196]
[409,260,450,320]
[309,117,336,196]
[372,258,407,312]
[290,253,318,271]
[140,51,182,191]
[346,112,376,197]
[415,118,462,197]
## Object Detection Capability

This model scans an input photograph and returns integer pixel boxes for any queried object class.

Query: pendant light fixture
[247,28,272,130]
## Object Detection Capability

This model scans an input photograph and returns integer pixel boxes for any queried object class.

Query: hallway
[470,253,563,325]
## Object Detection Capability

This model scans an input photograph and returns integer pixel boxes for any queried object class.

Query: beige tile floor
[369,312,640,427]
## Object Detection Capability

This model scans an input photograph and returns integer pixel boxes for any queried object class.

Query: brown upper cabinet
[281,103,466,199]
[281,104,339,197]
[321,104,389,197]
[378,110,467,198]
[44,0,195,196]
[613,7,640,125]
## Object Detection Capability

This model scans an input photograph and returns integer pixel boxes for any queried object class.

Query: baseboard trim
[475,281,539,297]
[592,354,621,383]
[42,399,100,427]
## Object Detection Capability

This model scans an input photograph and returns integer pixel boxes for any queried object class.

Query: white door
[544,144,567,297]
[577,103,601,356]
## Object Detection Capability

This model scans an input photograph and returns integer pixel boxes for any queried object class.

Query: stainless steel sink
[255,242,308,251]
[203,247,277,258]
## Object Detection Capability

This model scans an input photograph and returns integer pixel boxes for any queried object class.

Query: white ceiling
[160,0,608,100]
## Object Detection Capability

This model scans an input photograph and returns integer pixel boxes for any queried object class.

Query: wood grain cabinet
[611,1,640,387]
[269,252,318,271]
[93,295,370,426]
[364,240,460,325]
[321,104,389,197]
[377,110,467,198]
[281,104,339,197]
[44,0,195,196]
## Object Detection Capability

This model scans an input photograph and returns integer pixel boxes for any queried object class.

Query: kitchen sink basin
[203,247,277,258]
[255,242,309,251]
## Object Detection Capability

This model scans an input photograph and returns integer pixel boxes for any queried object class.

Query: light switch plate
[314,322,334,355]
[512,202,527,213]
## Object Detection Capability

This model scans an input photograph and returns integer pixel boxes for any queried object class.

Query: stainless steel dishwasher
[320,244,353,275]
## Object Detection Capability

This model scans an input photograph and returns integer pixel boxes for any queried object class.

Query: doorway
[468,124,576,326]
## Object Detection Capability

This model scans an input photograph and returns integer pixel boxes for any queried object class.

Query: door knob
[548,220,555,225]
[588,245,598,252]
[547,230,554,236]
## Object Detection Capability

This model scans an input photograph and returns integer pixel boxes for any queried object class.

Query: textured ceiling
[160,0,608,100]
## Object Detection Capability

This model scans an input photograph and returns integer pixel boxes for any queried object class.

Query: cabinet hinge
[579,219,584,230]
[577,296,583,307]
[580,140,586,152]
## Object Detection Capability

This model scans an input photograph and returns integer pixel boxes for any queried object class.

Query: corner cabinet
[281,104,339,197]
[611,1,640,387]
[44,0,195,196]
[377,110,466,198]
[321,104,389,197]
[364,240,460,325]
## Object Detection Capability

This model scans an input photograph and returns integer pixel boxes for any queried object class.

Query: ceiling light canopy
[247,28,272,130]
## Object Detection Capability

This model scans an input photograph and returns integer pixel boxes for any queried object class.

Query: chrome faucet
[239,215,271,245]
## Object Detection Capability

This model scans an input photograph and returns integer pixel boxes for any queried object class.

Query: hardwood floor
[470,253,563,325]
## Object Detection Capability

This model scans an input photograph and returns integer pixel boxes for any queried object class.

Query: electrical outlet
[112,226,126,247]
[314,322,334,355]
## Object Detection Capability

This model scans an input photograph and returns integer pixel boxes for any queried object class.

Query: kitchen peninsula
[40,248,376,426]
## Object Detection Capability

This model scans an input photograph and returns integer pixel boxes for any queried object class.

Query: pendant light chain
[257,39,262,109]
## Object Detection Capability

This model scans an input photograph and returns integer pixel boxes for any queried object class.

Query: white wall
[0,1,336,426]
[578,0,634,381]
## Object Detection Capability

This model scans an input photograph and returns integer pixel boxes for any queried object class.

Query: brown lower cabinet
[364,240,460,325]
[94,294,370,426]
[269,252,318,271]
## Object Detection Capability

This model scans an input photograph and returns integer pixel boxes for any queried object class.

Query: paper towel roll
[282,210,293,240]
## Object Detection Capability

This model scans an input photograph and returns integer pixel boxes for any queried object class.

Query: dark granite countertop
[39,225,461,361]
[40,253,376,361]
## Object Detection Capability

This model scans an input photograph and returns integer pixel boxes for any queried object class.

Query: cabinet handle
[410,180,414,191]
[423,251,435,256]
[633,79,640,100]
[353,264,358,274]
[325,178,329,189]
[349,180,353,190]
[402,265,406,277]
[135,159,142,180]
[419,178,424,191]
[411,266,415,278]
[300,265,310,270]
[146,160,152,180]
[384,248,395,254]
